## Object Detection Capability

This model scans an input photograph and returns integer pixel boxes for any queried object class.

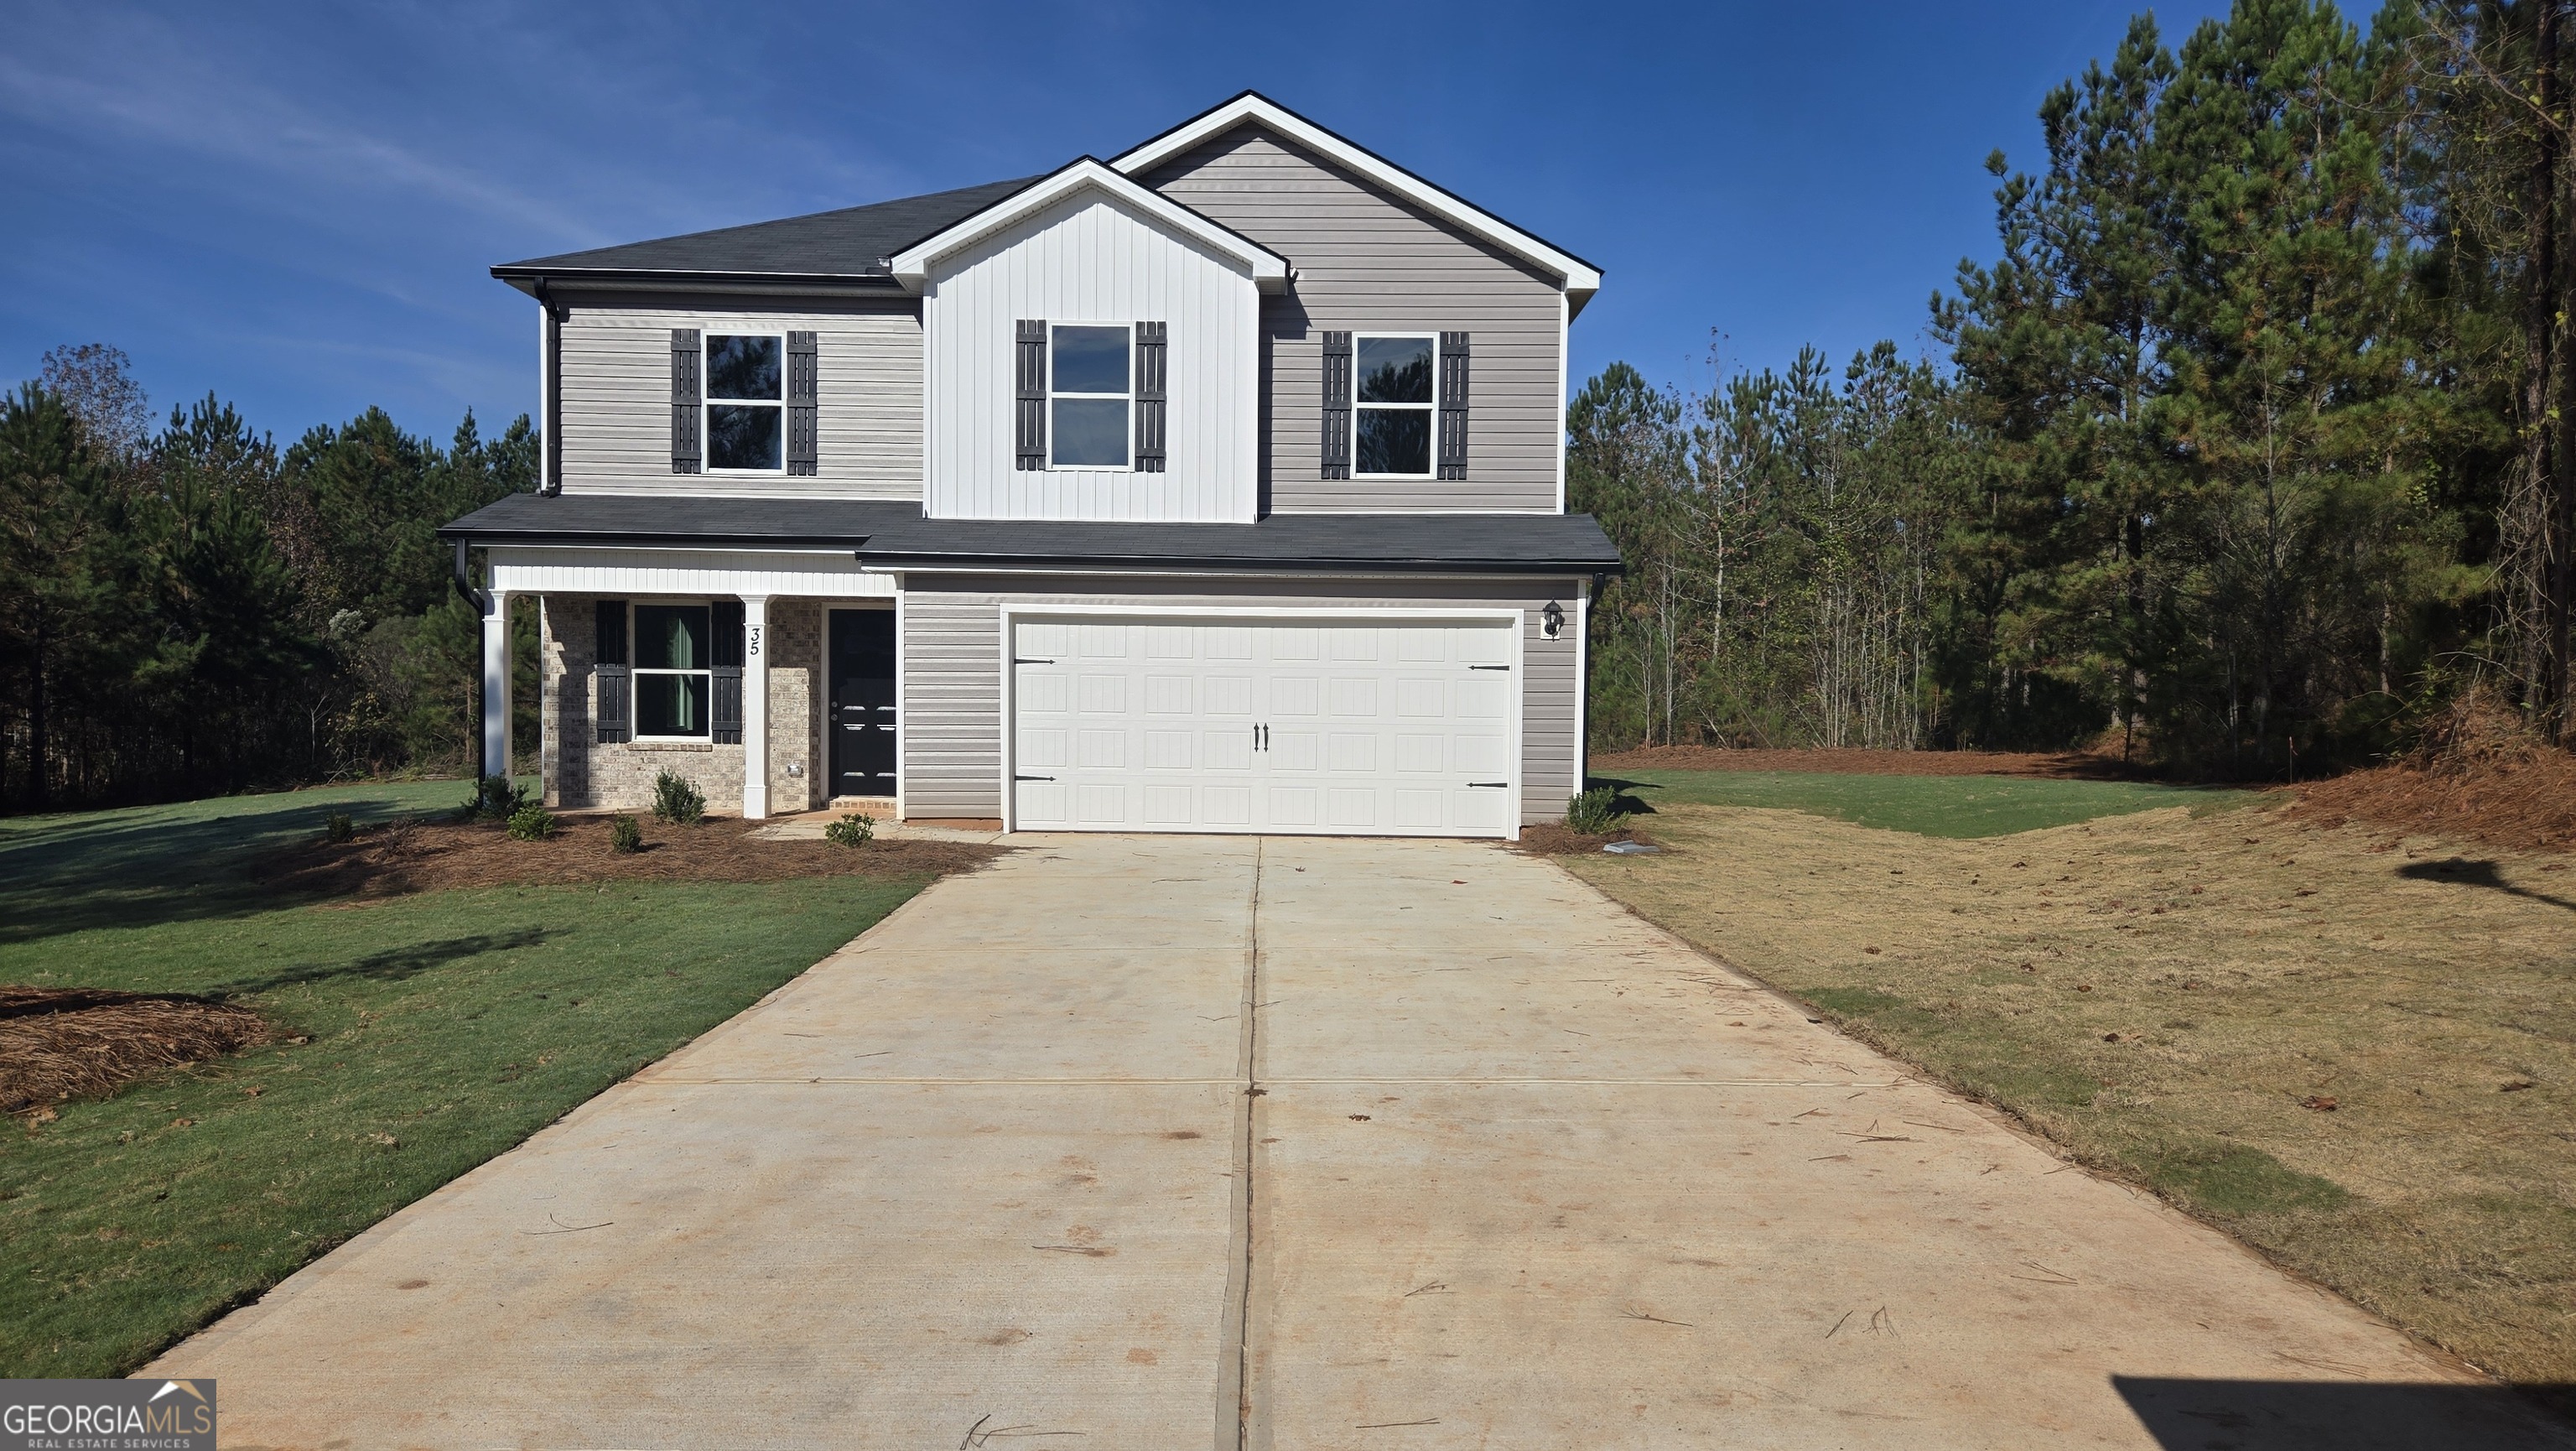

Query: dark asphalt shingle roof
[493,177,1040,284]
[439,493,1623,575]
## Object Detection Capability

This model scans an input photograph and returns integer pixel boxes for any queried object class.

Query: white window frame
[1352,331,1440,481]
[703,331,787,476]
[1048,320,1134,473]
[630,601,715,741]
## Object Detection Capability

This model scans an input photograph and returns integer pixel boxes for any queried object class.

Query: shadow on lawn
[0,793,435,945]
[2111,1376,2573,1448]
[210,927,555,998]
[2397,857,2576,913]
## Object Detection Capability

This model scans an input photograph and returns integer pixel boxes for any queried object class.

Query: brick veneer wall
[538,593,823,813]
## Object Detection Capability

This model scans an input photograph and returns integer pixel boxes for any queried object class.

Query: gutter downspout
[454,538,491,782]
[533,279,564,497]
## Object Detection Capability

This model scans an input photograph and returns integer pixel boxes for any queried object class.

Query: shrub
[652,770,705,825]
[506,805,557,841]
[1565,786,1628,835]
[608,814,643,854]
[823,812,876,848]
[461,775,529,822]
[324,811,356,844]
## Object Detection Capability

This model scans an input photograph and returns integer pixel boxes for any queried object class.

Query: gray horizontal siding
[900,575,1581,824]
[1142,128,1564,513]
[901,594,1003,817]
[557,290,921,499]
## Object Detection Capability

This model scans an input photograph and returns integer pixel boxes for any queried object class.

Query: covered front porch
[477,549,900,820]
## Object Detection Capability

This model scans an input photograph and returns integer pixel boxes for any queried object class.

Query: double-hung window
[633,604,712,739]
[704,333,783,472]
[1353,334,1436,477]
[1051,324,1131,469]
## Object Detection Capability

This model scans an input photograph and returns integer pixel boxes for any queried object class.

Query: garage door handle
[1469,664,1510,671]
[1013,658,1055,665]
[1468,781,1508,788]
[1015,774,1055,782]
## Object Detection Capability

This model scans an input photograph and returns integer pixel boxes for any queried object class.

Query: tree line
[1577,0,2576,774]
[0,346,535,810]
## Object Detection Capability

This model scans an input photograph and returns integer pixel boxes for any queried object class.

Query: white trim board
[486,546,897,599]
[1112,93,1603,309]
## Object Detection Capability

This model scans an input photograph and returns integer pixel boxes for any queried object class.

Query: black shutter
[594,600,630,745]
[1438,331,1470,480]
[1320,330,1352,480]
[1015,320,1047,471]
[1134,320,1167,473]
[671,329,701,473]
[711,599,745,745]
[786,330,818,476]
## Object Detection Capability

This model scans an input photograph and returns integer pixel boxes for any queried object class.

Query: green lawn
[0,783,934,1377]
[1597,768,2266,838]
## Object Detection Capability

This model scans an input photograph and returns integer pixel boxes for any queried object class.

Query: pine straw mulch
[1,987,272,1120]
[1592,745,2139,779]
[2290,747,2576,855]
[257,815,1008,901]
[1513,823,1656,856]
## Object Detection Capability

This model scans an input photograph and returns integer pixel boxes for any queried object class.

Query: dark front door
[830,609,897,798]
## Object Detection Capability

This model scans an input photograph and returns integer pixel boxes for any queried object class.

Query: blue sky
[1,1,2240,445]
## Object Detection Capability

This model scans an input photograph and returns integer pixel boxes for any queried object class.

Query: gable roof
[887,158,1290,294]
[1113,91,1602,309]
[491,176,1039,293]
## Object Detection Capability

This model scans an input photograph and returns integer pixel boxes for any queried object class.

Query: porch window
[633,604,712,738]
[704,334,783,471]
[1050,324,1130,469]
[1353,334,1435,477]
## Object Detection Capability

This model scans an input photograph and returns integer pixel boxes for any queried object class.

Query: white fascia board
[889,158,1289,294]
[1111,94,1603,306]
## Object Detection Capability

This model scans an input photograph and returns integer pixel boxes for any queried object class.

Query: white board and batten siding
[898,576,1581,826]
[554,290,922,499]
[1140,126,1568,514]
[922,194,1260,523]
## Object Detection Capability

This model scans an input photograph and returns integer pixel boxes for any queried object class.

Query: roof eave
[490,265,906,297]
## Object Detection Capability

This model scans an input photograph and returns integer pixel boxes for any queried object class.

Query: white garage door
[1009,616,1518,837]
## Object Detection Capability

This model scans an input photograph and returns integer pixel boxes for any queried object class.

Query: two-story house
[439,92,1621,839]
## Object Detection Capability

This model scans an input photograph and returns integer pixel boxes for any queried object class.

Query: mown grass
[1601,767,2264,838]
[1563,783,2576,1388]
[0,783,932,1376]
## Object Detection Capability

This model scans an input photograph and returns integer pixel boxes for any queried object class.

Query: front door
[830,609,897,798]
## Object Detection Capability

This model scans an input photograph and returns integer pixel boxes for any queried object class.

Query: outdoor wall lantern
[1541,601,1566,640]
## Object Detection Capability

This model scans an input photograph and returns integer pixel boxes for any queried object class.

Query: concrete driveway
[153,835,2570,1449]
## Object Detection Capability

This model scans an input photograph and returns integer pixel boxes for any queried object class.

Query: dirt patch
[1593,746,2136,779]
[1562,798,2576,1388]
[259,816,1006,899]
[2291,750,2576,854]
[1,988,271,1116]
[1513,823,1651,856]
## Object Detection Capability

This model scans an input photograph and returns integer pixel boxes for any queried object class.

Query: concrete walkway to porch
[148,835,2569,1448]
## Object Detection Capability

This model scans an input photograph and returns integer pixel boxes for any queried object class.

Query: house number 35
[747,623,763,658]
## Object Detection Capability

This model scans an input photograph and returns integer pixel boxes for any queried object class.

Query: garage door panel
[1010,616,1516,839]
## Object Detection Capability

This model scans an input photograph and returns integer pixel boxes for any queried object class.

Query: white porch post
[481,589,512,782]
[741,595,770,819]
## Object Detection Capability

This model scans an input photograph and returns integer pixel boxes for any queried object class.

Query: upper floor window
[1354,334,1435,477]
[705,333,783,472]
[1052,324,1131,469]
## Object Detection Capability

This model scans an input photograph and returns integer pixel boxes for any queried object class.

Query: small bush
[324,812,356,844]
[823,812,876,848]
[461,775,529,822]
[608,814,643,854]
[1565,786,1628,835]
[652,770,706,825]
[506,805,557,841]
